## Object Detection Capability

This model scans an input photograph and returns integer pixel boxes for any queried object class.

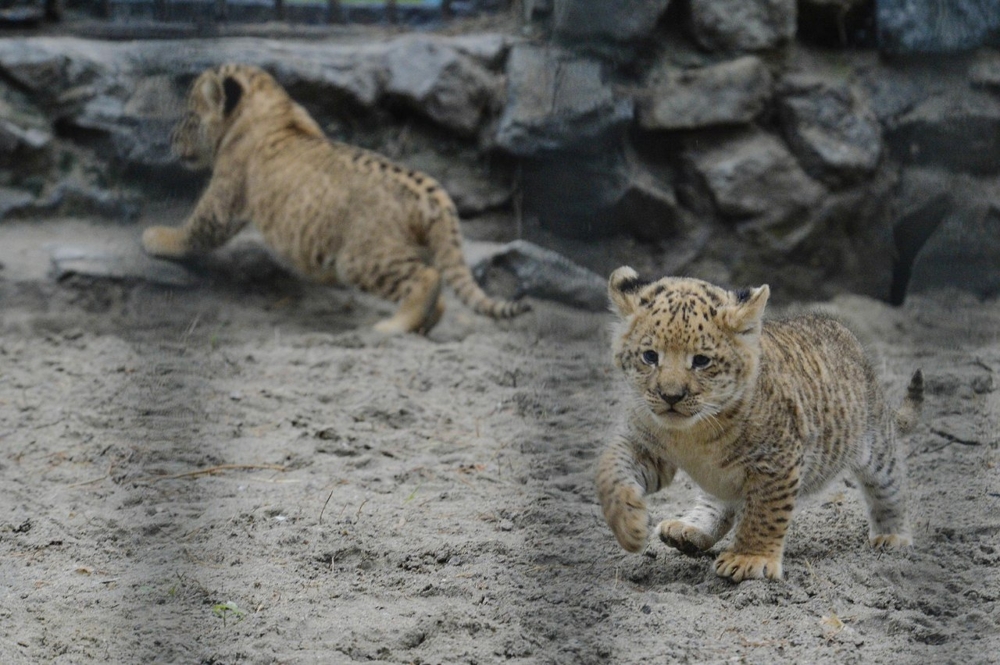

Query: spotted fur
[142,64,529,334]
[596,267,922,582]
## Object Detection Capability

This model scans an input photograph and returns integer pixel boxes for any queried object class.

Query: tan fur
[142,64,529,334]
[597,268,923,582]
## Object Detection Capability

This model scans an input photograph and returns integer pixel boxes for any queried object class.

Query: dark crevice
[797,0,877,48]
[889,194,950,305]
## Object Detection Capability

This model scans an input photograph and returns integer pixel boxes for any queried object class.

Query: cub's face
[608,267,769,430]
[172,68,246,170]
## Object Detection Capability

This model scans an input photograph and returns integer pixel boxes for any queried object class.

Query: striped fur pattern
[596,267,923,582]
[142,64,529,334]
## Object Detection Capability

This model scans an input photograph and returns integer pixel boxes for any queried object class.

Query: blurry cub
[596,268,922,582]
[142,64,528,334]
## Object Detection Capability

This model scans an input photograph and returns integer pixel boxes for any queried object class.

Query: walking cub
[596,268,922,582]
[142,64,528,334]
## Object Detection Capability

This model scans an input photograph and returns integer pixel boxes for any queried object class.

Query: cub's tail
[895,369,924,434]
[425,192,530,319]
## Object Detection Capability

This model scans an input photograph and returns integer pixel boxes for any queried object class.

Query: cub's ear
[608,266,648,317]
[197,72,225,112]
[222,76,243,116]
[196,71,243,116]
[722,285,770,334]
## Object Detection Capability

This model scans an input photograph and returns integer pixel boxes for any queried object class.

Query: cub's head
[171,64,278,170]
[608,267,769,430]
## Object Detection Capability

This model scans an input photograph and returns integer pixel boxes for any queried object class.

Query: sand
[1,216,998,664]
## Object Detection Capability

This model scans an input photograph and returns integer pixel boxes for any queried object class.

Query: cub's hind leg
[658,492,735,556]
[853,428,911,549]
[339,246,442,335]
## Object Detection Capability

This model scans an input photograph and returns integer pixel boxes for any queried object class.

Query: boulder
[520,150,629,239]
[495,44,632,157]
[0,180,140,222]
[400,150,513,217]
[444,34,512,71]
[682,128,826,248]
[638,56,772,131]
[969,53,1000,92]
[876,0,1000,53]
[908,195,1000,299]
[0,95,54,179]
[613,150,690,242]
[889,167,954,304]
[469,240,607,311]
[0,186,35,219]
[885,91,1000,175]
[552,0,671,44]
[777,75,882,187]
[688,0,796,52]
[797,0,875,47]
[50,244,198,287]
[383,38,501,137]
[801,163,897,299]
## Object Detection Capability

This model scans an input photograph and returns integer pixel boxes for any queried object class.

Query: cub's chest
[653,426,745,502]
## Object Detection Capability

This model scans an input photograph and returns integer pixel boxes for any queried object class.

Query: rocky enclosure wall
[1,0,998,303]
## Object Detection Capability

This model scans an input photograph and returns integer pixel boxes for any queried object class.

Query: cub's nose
[659,389,687,406]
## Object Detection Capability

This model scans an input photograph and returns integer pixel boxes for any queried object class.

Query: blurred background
[1,0,998,304]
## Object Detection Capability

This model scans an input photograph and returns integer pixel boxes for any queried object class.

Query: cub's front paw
[142,227,190,259]
[870,533,911,550]
[656,520,715,557]
[714,551,783,582]
[603,485,649,553]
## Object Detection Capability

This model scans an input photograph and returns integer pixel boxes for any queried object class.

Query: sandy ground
[1,216,998,665]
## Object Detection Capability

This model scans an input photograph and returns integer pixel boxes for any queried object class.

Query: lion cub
[596,268,922,582]
[142,64,528,334]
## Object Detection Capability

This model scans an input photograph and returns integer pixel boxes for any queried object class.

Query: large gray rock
[0,35,512,187]
[889,167,954,304]
[383,38,501,137]
[969,52,1000,92]
[877,0,1000,53]
[885,92,1000,175]
[400,149,513,217]
[683,128,826,247]
[777,75,882,187]
[552,0,671,44]
[444,34,512,71]
[797,0,873,46]
[613,150,691,242]
[469,239,607,311]
[0,186,35,218]
[495,44,632,157]
[520,150,629,238]
[50,244,198,287]
[0,180,140,222]
[0,99,53,178]
[638,56,772,131]
[909,197,1000,299]
[689,0,796,52]
[800,163,896,298]
[0,44,94,97]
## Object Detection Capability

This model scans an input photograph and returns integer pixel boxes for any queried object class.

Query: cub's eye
[641,350,659,366]
[691,354,712,369]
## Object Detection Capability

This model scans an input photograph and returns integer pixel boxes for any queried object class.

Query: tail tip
[909,369,924,397]
[503,299,531,318]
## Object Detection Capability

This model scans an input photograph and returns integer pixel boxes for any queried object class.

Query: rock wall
[1,1,998,303]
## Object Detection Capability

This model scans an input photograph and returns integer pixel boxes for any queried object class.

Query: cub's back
[756,315,875,487]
